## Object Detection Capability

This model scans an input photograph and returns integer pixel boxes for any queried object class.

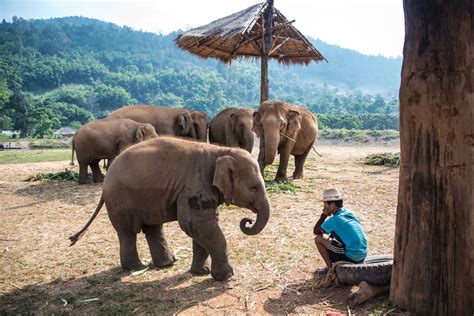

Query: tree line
[0,16,401,137]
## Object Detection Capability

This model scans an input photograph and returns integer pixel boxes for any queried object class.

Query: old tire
[336,254,393,286]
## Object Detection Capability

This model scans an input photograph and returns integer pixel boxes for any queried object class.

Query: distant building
[1,130,20,137]
[53,127,76,139]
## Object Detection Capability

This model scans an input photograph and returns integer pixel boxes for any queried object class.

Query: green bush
[25,168,79,181]
[364,152,400,167]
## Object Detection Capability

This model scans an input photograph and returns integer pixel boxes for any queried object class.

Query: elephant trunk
[196,127,207,142]
[240,127,255,153]
[240,196,270,236]
[263,131,279,166]
[188,126,197,140]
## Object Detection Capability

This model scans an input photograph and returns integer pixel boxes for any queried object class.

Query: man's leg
[315,235,333,268]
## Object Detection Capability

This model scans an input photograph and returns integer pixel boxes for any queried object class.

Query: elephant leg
[190,239,210,275]
[78,160,89,184]
[90,159,104,183]
[177,199,233,281]
[293,144,313,179]
[194,220,233,281]
[118,231,143,270]
[142,224,176,268]
[275,150,291,183]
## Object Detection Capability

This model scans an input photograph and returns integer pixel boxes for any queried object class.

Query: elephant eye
[250,186,259,193]
[280,121,286,129]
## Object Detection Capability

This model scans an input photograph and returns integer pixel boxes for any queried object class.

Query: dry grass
[0,143,400,314]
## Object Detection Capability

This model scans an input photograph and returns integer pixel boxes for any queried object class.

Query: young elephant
[71,119,158,184]
[209,108,255,153]
[69,137,271,281]
[190,110,209,142]
[253,100,318,182]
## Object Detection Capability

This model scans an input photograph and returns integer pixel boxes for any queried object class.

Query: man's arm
[313,213,328,235]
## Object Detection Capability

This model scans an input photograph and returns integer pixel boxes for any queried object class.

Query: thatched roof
[175,2,327,65]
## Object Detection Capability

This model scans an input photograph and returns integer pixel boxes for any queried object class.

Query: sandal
[314,267,328,275]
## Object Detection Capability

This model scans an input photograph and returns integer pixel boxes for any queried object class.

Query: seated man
[313,188,368,274]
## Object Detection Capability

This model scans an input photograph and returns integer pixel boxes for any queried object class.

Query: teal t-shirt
[321,208,368,262]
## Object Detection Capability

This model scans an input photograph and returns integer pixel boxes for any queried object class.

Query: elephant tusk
[279,132,296,143]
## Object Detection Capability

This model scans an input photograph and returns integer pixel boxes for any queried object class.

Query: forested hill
[0,16,402,136]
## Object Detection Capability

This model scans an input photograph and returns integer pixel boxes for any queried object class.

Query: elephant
[107,105,197,140]
[69,137,271,281]
[190,110,209,142]
[253,100,318,182]
[209,108,255,153]
[71,118,158,184]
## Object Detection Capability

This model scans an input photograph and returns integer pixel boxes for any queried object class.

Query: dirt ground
[0,143,401,315]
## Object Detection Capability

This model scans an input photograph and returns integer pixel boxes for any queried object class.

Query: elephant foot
[293,172,304,179]
[190,263,210,275]
[93,175,105,183]
[78,178,90,185]
[153,253,177,268]
[211,263,234,281]
[121,259,145,271]
[274,175,288,183]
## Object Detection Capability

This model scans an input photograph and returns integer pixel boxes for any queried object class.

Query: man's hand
[313,212,328,235]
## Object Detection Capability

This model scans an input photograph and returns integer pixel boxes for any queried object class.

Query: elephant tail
[70,140,75,166]
[68,196,104,246]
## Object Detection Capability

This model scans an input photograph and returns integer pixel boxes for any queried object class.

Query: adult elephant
[71,119,158,184]
[209,108,255,153]
[107,105,197,139]
[69,137,271,281]
[190,110,209,142]
[253,100,318,182]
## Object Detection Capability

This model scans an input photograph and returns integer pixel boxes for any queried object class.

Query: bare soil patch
[0,144,400,314]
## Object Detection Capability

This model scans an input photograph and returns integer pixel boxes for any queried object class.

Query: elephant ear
[135,125,145,142]
[212,156,236,205]
[287,110,302,136]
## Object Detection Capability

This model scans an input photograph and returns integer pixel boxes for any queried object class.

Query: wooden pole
[390,0,473,314]
[260,0,273,104]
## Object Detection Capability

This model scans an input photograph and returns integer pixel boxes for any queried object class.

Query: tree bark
[391,1,473,315]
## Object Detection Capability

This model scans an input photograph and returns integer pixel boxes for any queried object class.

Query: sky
[1,0,405,58]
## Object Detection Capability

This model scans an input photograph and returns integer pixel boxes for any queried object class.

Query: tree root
[348,281,390,306]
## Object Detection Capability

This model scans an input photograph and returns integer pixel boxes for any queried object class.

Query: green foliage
[265,180,298,194]
[0,16,401,137]
[263,166,299,194]
[25,168,79,181]
[364,152,400,167]
[317,113,399,130]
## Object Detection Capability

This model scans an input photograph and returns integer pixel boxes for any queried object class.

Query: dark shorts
[327,239,358,263]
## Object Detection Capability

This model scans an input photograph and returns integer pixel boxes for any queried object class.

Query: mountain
[0,16,401,136]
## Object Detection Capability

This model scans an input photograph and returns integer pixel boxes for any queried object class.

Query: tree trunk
[390,1,473,315]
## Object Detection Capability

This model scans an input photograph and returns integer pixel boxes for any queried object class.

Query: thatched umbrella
[175,0,327,103]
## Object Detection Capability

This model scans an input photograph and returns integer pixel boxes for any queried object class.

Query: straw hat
[320,188,344,202]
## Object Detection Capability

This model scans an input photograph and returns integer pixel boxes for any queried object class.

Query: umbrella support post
[260,0,274,104]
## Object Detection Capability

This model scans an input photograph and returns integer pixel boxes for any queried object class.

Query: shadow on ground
[0,267,228,314]
[13,179,102,206]
[263,278,392,314]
